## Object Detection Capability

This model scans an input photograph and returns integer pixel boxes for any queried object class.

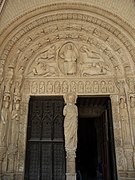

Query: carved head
[130,96,135,108]
[119,97,126,108]
[3,94,10,108]
[66,44,73,50]
[15,100,20,111]
[64,93,77,104]
[3,98,10,108]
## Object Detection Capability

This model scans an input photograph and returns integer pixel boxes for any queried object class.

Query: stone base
[66,173,76,180]
[1,173,23,180]
[1,173,14,180]
[119,170,135,180]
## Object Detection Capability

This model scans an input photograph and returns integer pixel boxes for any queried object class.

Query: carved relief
[54,81,61,94]
[46,81,53,94]
[124,148,134,170]
[4,66,14,94]
[1,12,135,71]
[58,42,78,75]
[0,94,11,146]
[130,96,135,144]
[19,37,32,51]
[108,81,115,93]
[78,81,84,93]
[31,81,38,94]
[14,66,24,98]
[11,96,21,146]
[39,81,45,94]
[36,45,56,61]
[127,78,135,93]
[32,61,58,77]
[70,81,76,93]
[62,81,69,93]
[0,7,135,179]
[111,95,123,147]
[93,81,99,93]
[85,81,91,93]
[24,38,121,78]
[26,79,117,95]
[119,97,132,146]
[27,45,59,77]
[116,148,127,170]
[116,80,125,95]
[100,81,107,93]
[6,145,18,172]
[17,100,29,173]
[80,45,111,76]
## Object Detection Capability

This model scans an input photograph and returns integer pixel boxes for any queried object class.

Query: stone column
[18,95,30,175]
[66,151,76,180]
[0,147,6,178]
[110,95,126,175]
[63,93,78,180]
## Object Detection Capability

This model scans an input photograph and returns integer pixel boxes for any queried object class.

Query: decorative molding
[23,78,117,95]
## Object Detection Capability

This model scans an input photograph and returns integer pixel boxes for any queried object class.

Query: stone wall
[0,2,135,180]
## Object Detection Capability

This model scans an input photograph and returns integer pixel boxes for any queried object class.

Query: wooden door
[24,96,66,180]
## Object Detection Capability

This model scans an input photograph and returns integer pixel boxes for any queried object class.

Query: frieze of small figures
[22,79,117,95]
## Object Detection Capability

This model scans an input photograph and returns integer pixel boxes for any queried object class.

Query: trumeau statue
[63,93,78,152]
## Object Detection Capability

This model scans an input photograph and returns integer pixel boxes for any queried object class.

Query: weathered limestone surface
[0,1,135,179]
[63,93,78,180]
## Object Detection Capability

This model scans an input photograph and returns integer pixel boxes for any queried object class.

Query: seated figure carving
[32,61,58,77]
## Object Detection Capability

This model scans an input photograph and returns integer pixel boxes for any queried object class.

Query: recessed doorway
[24,96,66,180]
[24,96,117,180]
[76,96,118,180]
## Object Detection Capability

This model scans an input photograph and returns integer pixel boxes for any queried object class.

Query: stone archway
[0,3,135,179]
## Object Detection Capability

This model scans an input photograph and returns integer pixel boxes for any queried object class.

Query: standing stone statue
[63,93,78,152]
[0,94,11,146]
[4,67,14,94]
[119,97,132,146]
[130,96,135,141]
[11,97,20,146]
[130,96,135,168]
[63,93,78,179]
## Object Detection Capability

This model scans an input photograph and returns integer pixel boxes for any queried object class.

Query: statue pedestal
[66,151,76,180]
[0,146,6,178]
[66,173,76,180]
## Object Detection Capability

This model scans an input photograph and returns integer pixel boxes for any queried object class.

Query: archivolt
[0,3,135,80]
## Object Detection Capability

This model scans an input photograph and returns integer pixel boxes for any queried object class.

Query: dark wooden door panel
[28,142,40,180]
[24,96,65,180]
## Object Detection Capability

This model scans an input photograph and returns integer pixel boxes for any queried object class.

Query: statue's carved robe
[63,103,78,151]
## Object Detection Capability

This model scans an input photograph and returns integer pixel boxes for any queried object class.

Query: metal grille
[25,96,65,180]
